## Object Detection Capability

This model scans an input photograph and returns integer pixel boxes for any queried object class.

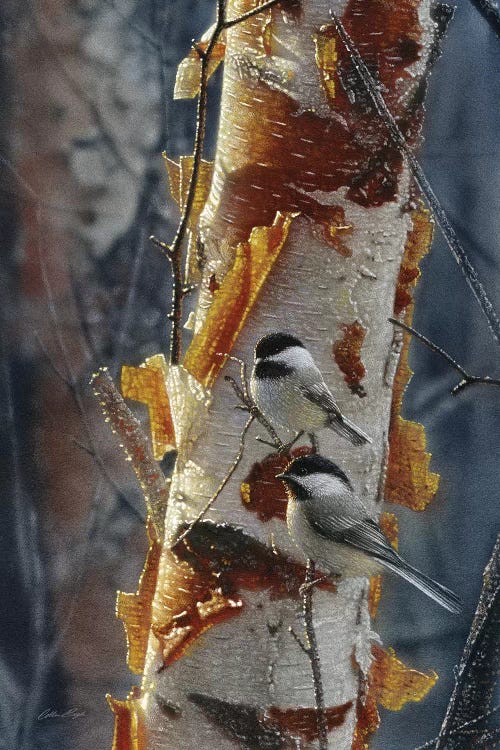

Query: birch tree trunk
[105,1,445,747]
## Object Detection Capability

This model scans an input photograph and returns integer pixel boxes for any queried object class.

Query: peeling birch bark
[111,1,441,748]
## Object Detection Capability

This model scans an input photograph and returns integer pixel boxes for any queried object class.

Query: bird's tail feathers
[382,558,462,614]
[328,414,372,446]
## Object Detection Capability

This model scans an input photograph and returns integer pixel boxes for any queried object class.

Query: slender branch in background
[468,0,500,39]
[433,535,500,750]
[172,413,254,547]
[91,367,170,537]
[67,265,99,363]
[33,330,144,520]
[101,0,161,50]
[151,0,284,364]
[415,724,500,750]
[301,560,328,750]
[332,13,500,348]
[389,317,500,394]
[71,439,145,523]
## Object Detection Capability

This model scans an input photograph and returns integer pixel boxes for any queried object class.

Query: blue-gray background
[0,1,498,748]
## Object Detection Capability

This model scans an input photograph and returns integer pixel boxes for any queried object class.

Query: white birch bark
[141,1,435,747]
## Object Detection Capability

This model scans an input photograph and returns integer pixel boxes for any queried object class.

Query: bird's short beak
[276,472,289,481]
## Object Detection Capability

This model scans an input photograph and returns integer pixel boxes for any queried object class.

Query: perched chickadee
[250,332,370,446]
[278,454,461,613]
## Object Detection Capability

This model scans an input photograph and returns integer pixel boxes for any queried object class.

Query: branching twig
[172,414,254,547]
[332,13,500,348]
[468,0,500,39]
[222,356,287,451]
[224,374,285,451]
[389,317,500,395]
[219,354,285,452]
[301,559,328,750]
[153,0,285,364]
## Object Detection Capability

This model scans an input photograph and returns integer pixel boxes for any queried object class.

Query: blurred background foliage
[0,1,498,748]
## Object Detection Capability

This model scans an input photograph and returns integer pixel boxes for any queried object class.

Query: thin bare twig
[219,355,284,445]
[153,0,284,364]
[468,0,500,39]
[172,413,254,547]
[449,704,500,732]
[225,374,288,450]
[415,716,500,750]
[223,365,286,451]
[302,559,328,750]
[389,317,500,394]
[289,626,309,655]
[415,725,500,750]
[332,13,500,348]
[71,439,145,523]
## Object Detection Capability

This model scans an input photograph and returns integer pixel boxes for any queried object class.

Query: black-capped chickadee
[250,332,371,446]
[277,454,461,613]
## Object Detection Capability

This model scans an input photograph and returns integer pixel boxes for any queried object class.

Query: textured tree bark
[110,1,442,748]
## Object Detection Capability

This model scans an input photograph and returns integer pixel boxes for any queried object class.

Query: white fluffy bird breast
[286,495,383,578]
[250,345,328,433]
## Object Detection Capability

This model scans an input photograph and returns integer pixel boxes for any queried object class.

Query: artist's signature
[37,708,86,721]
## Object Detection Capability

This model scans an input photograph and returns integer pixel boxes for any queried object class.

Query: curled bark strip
[91,367,169,536]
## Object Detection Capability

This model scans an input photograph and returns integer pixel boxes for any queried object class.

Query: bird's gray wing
[304,508,399,566]
[298,380,342,417]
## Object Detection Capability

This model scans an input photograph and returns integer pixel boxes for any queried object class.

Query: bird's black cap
[279,454,352,489]
[255,332,305,360]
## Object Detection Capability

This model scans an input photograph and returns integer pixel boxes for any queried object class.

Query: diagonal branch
[434,535,500,750]
[415,725,500,750]
[332,13,500,348]
[172,413,254,547]
[389,317,500,395]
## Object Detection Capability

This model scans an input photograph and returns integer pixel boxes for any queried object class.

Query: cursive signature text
[38,708,86,720]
